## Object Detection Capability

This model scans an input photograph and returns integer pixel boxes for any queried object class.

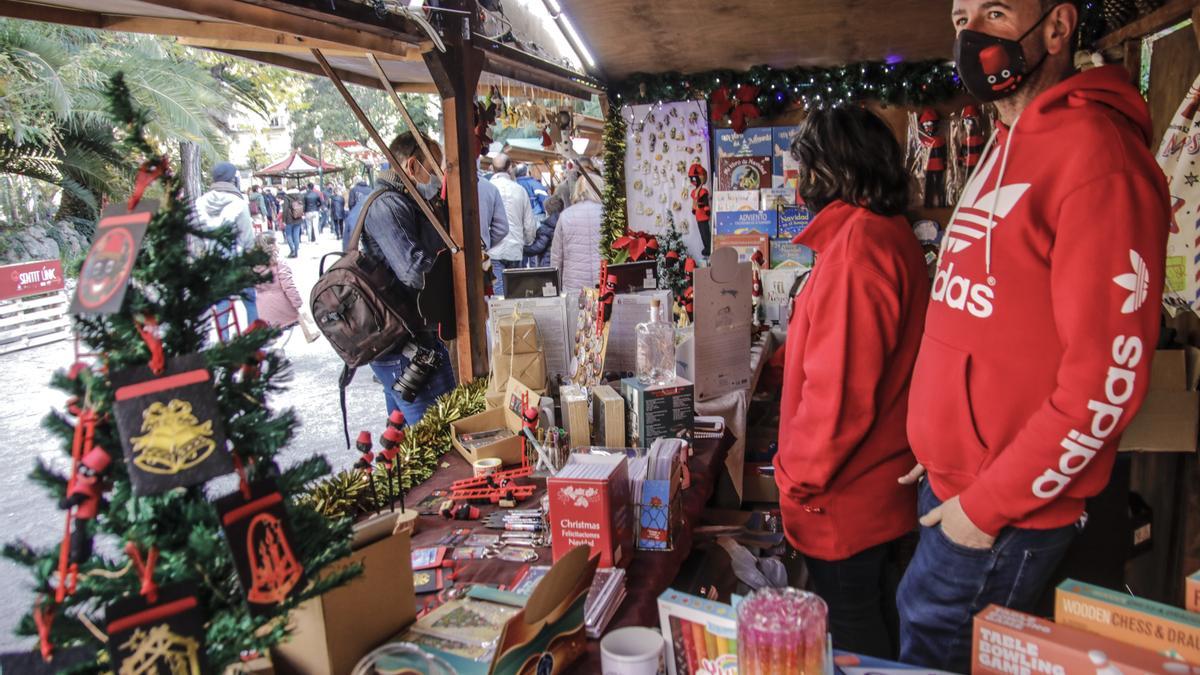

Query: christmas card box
[658,588,739,675]
[273,520,414,675]
[1188,569,1199,612]
[775,205,812,239]
[693,248,752,401]
[973,604,1183,675]
[547,454,632,568]
[1054,578,1200,662]
[713,190,758,213]
[717,156,771,192]
[621,376,695,447]
[713,128,772,161]
[450,407,524,468]
[714,233,769,265]
[713,210,776,237]
[1119,348,1200,453]
[770,239,815,268]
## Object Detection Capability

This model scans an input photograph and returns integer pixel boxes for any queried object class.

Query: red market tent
[253,149,344,180]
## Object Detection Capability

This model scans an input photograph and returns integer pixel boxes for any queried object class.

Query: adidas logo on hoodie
[930,137,1031,319]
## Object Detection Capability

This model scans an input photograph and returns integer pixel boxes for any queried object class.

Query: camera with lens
[391,337,443,402]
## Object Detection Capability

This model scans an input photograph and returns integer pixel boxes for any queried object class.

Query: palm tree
[0,19,273,224]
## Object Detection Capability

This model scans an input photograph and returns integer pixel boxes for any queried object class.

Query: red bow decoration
[611,230,659,262]
[710,85,761,134]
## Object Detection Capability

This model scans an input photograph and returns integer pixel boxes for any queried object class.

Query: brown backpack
[310,191,424,445]
[288,197,304,221]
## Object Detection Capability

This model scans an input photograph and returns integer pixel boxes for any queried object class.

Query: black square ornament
[105,584,207,675]
[215,479,306,616]
[111,353,232,496]
[70,200,157,315]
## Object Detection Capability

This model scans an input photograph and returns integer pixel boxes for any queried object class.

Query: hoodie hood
[198,185,244,221]
[1009,65,1150,142]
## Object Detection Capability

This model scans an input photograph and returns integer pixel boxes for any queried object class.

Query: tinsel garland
[600,103,628,263]
[302,378,490,519]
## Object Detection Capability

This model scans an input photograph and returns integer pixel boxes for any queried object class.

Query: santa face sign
[70,201,156,315]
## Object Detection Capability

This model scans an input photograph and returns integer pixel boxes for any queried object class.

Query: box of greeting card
[547,454,632,568]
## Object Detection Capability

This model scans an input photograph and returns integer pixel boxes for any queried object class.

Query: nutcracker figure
[919,109,947,208]
[960,105,986,179]
[61,445,112,564]
[688,163,712,257]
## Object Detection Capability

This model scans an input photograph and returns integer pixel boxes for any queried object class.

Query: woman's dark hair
[789,106,909,217]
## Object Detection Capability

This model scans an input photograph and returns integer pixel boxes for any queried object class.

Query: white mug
[600,626,664,675]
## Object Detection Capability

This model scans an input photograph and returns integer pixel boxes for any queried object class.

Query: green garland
[600,102,627,263]
[303,378,490,519]
[611,60,963,115]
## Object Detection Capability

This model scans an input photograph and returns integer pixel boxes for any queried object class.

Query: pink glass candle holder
[737,587,828,675]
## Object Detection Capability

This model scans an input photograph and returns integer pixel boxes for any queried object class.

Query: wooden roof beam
[213,48,439,93]
[179,36,418,61]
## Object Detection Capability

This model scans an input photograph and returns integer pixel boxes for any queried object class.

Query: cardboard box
[591,384,625,447]
[658,589,739,675]
[1054,578,1200,662]
[273,524,414,675]
[743,463,779,503]
[622,376,695,447]
[449,407,524,467]
[973,604,1183,675]
[1121,348,1200,453]
[491,350,547,393]
[560,384,590,449]
[1188,569,1199,613]
[547,454,632,568]
[496,313,540,354]
[693,247,752,402]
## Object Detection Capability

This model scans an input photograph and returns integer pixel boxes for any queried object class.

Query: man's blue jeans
[284,223,302,256]
[491,259,519,297]
[898,480,1077,673]
[368,340,456,425]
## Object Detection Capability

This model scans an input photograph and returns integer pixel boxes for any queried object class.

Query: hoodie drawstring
[985,114,1021,277]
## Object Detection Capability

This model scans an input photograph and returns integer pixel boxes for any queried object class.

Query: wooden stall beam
[216,49,438,93]
[311,48,459,252]
[425,0,489,382]
[366,52,445,180]
[1096,0,1200,50]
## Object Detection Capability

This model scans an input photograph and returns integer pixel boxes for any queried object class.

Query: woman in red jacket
[774,106,930,659]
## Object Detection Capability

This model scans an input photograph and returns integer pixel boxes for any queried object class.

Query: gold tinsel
[302,378,490,519]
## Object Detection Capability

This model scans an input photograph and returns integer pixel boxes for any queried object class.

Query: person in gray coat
[550,178,602,293]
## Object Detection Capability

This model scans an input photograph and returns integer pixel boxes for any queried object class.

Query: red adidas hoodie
[774,201,930,561]
[907,66,1169,537]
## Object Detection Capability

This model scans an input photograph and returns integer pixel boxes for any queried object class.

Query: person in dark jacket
[523,194,562,267]
[302,182,323,241]
[329,185,347,239]
[263,187,280,231]
[347,176,373,211]
[347,133,456,424]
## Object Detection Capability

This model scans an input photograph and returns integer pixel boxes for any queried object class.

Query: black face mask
[954,5,1057,103]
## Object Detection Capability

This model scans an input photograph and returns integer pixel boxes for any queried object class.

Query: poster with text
[624,101,710,259]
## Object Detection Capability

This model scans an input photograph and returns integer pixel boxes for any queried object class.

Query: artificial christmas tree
[656,212,696,325]
[2,74,357,673]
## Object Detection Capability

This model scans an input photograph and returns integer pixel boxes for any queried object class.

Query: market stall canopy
[254,149,344,179]
[332,140,384,165]
[0,0,604,100]
[558,0,956,79]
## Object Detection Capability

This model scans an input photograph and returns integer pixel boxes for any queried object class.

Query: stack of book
[585,567,627,639]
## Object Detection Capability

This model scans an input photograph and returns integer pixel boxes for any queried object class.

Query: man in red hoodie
[899,1,1169,671]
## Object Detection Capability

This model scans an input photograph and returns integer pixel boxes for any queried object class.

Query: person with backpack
[282,190,305,258]
[347,175,373,211]
[334,132,456,425]
[247,184,268,233]
[302,182,324,241]
[522,193,562,267]
[193,161,257,341]
[515,163,549,221]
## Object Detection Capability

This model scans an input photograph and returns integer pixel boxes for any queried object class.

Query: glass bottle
[636,298,676,386]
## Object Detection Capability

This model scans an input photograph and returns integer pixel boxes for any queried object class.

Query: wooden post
[425,0,489,381]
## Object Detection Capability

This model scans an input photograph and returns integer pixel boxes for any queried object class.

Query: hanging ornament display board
[1157,72,1200,316]
[623,101,710,260]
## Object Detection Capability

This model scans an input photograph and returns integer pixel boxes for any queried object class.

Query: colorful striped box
[658,589,738,675]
